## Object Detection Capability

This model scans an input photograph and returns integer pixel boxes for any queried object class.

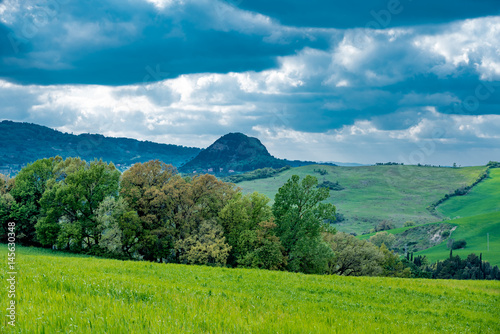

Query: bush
[403,221,415,227]
[313,168,328,175]
[369,231,396,248]
[452,239,467,250]
[487,161,500,168]
[317,181,344,191]
[374,221,395,232]
[441,231,450,238]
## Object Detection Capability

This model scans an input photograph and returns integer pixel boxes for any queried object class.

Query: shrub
[317,181,344,191]
[374,221,395,232]
[452,239,467,250]
[403,221,415,227]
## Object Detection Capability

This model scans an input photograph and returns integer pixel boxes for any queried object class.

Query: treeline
[1,157,498,280]
[1,157,334,273]
[222,166,291,183]
[375,162,404,166]
[401,252,500,280]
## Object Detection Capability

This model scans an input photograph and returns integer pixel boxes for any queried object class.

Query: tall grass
[1,245,499,333]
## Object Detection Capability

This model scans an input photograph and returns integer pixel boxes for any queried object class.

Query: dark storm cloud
[0,1,499,165]
[236,0,500,29]
[0,0,331,85]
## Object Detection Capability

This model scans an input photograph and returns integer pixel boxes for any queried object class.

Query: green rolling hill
[414,168,500,265]
[416,211,500,266]
[236,164,487,234]
[437,168,500,219]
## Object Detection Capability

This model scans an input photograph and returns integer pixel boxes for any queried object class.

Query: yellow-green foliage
[2,245,499,333]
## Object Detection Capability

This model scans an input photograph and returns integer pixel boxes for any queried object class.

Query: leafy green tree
[326,232,384,276]
[118,210,144,258]
[36,159,120,250]
[374,220,395,232]
[237,220,287,270]
[272,175,336,274]
[0,174,14,241]
[403,221,416,227]
[120,160,177,260]
[175,219,231,266]
[379,244,411,278]
[95,196,129,256]
[452,239,467,249]
[219,192,272,265]
[369,231,396,248]
[121,161,237,262]
[9,157,62,244]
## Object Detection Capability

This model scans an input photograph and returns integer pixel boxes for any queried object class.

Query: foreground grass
[438,168,500,219]
[417,211,500,266]
[237,165,486,234]
[1,245,499,333]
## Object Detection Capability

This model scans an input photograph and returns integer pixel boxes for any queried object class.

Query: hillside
[179,132,321,174]
[0,120,201,174]
[356,168,500,265]
[2,244,498,333]
[437,168,500,219]
[236,164,488,234]
[416,211,500,266]
[413,168,500,265]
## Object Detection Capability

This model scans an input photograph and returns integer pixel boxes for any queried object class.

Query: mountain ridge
[0,120,201,174]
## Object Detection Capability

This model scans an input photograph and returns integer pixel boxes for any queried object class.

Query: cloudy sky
[1,0,499,165]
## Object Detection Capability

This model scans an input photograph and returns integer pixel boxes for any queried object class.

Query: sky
[0,0,499,166]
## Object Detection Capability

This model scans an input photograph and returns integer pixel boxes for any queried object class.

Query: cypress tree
[480,253,483,277]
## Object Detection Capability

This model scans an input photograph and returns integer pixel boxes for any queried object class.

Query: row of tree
[1,157,498,280]
[0,158,334,273]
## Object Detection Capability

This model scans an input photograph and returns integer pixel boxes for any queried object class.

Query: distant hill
[0,120,201,174]
[179,132,324,174]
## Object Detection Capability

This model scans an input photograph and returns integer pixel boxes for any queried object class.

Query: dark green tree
[272,175,336,274]
[36,159,120,250]
[9,157,62,245]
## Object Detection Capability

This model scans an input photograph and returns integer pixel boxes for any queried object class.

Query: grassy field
[1,245,499,333]
[438,168,500,219]
[237,165,487,234]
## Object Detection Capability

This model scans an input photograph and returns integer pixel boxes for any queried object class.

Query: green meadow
[237,165,487,234]
[1,245,499,334]
[416,169,500,265]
